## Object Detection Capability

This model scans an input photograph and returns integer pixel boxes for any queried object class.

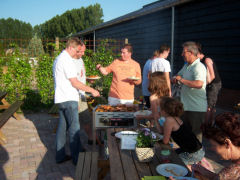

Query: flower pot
[135,147,155,162]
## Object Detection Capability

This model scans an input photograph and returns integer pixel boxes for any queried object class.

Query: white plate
[134,110,152,117]
[115,131,138,139]
[156,163,188,177]
[127,77,140,81]
[86,76,101,80]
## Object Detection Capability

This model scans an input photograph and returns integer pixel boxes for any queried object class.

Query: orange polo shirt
[106,59,141,100]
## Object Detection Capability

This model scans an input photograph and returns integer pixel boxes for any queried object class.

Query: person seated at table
[159,97,205,169]
[191,112,240,180]
[96,44,141,106]
[136,72,169,129]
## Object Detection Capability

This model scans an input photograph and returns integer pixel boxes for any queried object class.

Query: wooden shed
[74,0,240,108]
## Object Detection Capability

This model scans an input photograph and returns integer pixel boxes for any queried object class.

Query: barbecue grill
[92,105,137,146]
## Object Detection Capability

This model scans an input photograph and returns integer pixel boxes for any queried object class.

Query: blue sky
[0,0,157,27]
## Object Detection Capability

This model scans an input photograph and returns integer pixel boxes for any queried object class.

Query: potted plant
[135,128,157,162]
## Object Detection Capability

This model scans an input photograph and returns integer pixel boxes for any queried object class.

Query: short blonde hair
[66,37,84,48]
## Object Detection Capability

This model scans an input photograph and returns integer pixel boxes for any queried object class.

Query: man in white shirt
[151,44,171,96]
[53,37,99,165]
[73,44,93,145]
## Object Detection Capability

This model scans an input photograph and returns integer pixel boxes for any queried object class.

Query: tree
[0,18,33,48]
[36,3,103,39]
[27,35,45,57]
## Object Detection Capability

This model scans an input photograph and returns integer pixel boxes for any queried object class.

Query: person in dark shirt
[158,96,205,169]
[197,43,222,124]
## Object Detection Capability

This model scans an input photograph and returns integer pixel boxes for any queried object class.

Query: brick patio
[0,112,75,180]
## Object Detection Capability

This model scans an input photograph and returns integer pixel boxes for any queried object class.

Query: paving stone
[29,172,38,180]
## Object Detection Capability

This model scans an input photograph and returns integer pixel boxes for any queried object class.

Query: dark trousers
[182,111,206,143]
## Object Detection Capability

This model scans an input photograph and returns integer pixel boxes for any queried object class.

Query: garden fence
[0,38,126,57]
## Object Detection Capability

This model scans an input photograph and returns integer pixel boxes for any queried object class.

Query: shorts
[178,147,205,165]
[206,81,222,108]
[108,96,134,106]
[78,96,92,124]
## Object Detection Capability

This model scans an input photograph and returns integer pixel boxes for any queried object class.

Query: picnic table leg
[98,159,110,180]
[13,112,21,120]
[0,98,10,111]
[0,130,7,144]
[1,98,21,120]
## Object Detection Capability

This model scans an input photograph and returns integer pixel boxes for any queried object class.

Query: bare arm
[96,64,109,76]
[175,75,204,89]
[205,58,215,84]
[150,95,162,132]
[192,164,217,180]
[162,118,173,144]
[164,72,171,96]
[69,77,100,97]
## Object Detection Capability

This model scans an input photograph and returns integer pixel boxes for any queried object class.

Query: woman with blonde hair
[136,72,169,130]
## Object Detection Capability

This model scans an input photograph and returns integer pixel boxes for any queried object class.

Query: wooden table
[107,128,190,180]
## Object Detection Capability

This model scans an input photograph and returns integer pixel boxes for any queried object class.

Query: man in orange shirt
[96,44,141,105]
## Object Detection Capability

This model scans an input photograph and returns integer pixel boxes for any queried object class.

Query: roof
[73,0,193,36]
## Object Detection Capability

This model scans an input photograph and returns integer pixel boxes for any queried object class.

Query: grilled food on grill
[95,104,135,112]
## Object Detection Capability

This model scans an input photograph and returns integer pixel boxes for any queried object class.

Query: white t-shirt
[53,50,79,103]
[73,58,86,96]
[151,57,171,73]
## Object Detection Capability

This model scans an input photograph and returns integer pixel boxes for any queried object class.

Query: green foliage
[36,3,103,39]
[35,54,57,107]
[0,51,32,103]
[0,39,120,111]
[84,39,119,98]
[136,128,157,148]
[27,35,45,57]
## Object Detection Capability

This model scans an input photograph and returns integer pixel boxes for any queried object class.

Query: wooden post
[2,66,8,74]
[125,38,128,44]
[55,37,59,50]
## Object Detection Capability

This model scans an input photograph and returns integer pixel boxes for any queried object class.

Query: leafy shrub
[35,54,56,107]
[84,39,119,98]
[0,52,32,103]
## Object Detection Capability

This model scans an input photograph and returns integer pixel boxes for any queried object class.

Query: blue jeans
[56,101,84,165]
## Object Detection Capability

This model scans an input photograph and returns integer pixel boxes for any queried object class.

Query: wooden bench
[0,91,23,144]
[75,151,110,180]
[75,152,98,180]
